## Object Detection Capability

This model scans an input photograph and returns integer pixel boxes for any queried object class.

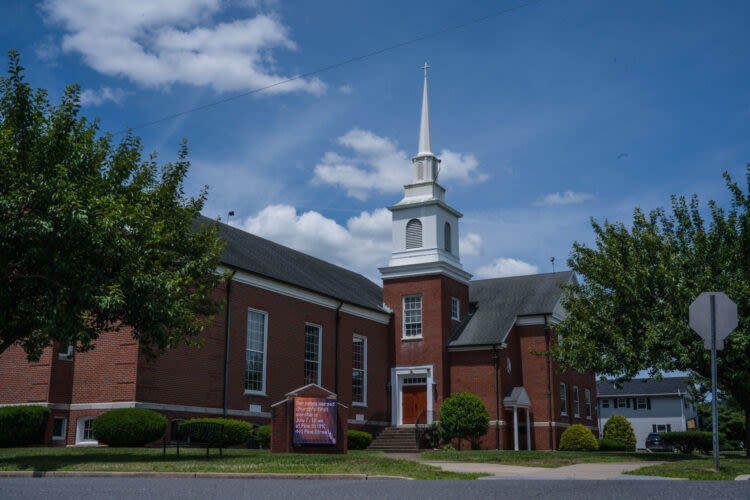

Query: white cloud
[459,232,482,256]
[313,128,485,199]
[233,205,392,278]
[475,258,539,279]
[534,190,594,206]
[339,84,353,94]
[40,0,324,95]
[79,87,129,106]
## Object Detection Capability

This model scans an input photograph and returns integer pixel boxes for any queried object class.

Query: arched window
[405,219,422,249]
[444,222,452,252]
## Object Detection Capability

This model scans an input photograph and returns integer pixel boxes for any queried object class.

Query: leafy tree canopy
[0,51,226,361]
[554,165,750,452]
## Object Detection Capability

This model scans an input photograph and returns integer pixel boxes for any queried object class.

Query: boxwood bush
[347,430,372,450]
[661,431,726,454]
[0,405,51,447]
[597,438,628,451]
[603,415,636,451]
[439,392,490,449]
[180,418,254,446]
[558,424,599,451]
[254,425,271,448]
[92,408,166,447]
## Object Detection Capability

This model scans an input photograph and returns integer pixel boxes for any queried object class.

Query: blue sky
[3,0,749,283]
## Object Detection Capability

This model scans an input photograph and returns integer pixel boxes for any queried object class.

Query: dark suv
[645,432,673,452]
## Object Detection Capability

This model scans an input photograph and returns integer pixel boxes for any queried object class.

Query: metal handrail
[414,410,426,447]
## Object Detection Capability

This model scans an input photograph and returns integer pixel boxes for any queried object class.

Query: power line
[114,0,542,135]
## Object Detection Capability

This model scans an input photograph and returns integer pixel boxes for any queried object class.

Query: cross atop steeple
[420,62,430,79]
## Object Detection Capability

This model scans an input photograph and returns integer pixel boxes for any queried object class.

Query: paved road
[1,477,747,500]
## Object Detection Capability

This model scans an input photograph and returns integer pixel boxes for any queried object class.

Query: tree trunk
[745,404,750,457]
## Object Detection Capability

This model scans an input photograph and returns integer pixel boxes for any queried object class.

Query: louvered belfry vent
[406,219,422,249]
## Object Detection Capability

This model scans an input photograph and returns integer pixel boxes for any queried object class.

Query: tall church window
[304,324,322,385]
[405,219,422,249]
[403,295,422,338]
[444,222,451,253]
[573,386,580,417]
[352,335,367,405]
[585,389,592,419]
[245,309,268,394]
[560,383,568,416]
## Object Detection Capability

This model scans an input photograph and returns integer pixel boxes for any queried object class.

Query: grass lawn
[624,456,750,480]
[0,447,483,480]
[420,450,693,468]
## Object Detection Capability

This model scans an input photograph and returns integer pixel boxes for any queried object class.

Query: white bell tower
[379,63,472,284]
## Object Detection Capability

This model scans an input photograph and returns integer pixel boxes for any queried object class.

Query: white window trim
[601,398,610,408]
[352,334,367,407]
[52,417,67,440]
[304,322,322,386]
[637,397,648,410]
[560,383,568,416]
[402,295,423,340]
[585,389,592,420]
[617,397,627,409]
[75,416,97,445]
[244,308,268,396]
[451,297,460,321]
[573,386,580,417]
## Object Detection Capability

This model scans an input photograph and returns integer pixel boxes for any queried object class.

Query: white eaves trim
[217,266,390,325]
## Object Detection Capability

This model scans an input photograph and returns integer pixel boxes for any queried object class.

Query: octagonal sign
[689,292,738,350]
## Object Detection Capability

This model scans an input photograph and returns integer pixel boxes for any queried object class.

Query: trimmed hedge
[347,430,373,450]
[0,405,51,447]
[661,431,727,455]
[603,415,636,451]
[559,424,598,451]
[180,418,254,446]
[92,409,166,447]
[254,425,271,448]
[597,438,628,451]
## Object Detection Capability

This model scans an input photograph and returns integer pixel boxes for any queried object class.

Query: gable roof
[196,216,386,313]
[448,271,574,347]
[596,377,690,397]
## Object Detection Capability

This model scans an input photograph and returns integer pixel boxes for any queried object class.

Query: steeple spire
[418,62,432,155]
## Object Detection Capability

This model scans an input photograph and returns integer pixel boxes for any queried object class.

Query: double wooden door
[401,385,427,424]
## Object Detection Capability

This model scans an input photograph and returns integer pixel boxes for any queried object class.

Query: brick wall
[0,345,54,404]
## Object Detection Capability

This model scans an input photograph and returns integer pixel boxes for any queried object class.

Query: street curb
[0,471,411,480]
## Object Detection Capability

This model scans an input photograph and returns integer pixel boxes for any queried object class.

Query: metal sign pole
[710,294,719,471]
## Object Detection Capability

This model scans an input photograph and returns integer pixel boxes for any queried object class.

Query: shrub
[92,409,166,447]
[439,393,490,449]
[421,422,441,449]
[603,415,636,451]
[661,431,726,455]
[254,425,271,448]
[0,405,51,447]
[597,438,627,451]
[347,430,372,450]
[180,418,254,446]
[559,424,599,451]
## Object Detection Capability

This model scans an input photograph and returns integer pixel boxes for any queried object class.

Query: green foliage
[347,430,372,450]
[603,415,636,451]
[0,51,227,361]
[0,405,50,447]
[698,402,746,442]
[597,438,628,451]
[439,393,490,448]
[553,166,750,453]
[180,418,254,446]
[660,431,727,455]
[254,425,271,448]
[558,424,599,451]
[421,422,442,449]
[92,409,166,447]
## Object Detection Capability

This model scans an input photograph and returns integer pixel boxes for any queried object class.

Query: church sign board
[293,397,337,445]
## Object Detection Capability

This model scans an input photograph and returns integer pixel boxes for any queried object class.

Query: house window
[653,424,671,433]
[245,309,268,394]
[403,295,422,338]
[304,324,322,385]
[451,297,460,321]
[352,335,367,406]
[585,389,592,419]
[76,417,97,445]
[560,383,567,416]
[405,219,422,249]
[617,397,627,408]
[444,222,452,252]
[52,418,67,440]
[573,386,580,417]
[601,398,610,409]
[637,397,648,410]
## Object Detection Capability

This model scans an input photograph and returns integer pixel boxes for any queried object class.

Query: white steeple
[379,63,472,284]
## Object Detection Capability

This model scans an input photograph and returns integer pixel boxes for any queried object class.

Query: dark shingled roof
[596,377,690,396]
[196,216,386,313]
[448,271,574,347]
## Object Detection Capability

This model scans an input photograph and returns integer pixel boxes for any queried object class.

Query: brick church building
[0,69,597,450]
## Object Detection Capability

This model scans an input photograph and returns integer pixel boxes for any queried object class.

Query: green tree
[439,392,490,450]
[0,51,226,361]
[698,401,746,443]
[554,166,750,455]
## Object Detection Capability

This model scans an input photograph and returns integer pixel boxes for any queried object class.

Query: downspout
[334,302,343,395]
[544,315,553,451]
[493,347,500,450]
[223,270,237,418]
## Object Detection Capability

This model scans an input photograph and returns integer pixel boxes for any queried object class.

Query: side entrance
[401,383,427,424]
[391,365,435,426]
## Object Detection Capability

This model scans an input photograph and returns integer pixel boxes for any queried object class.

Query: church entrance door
[401,384,427,424]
